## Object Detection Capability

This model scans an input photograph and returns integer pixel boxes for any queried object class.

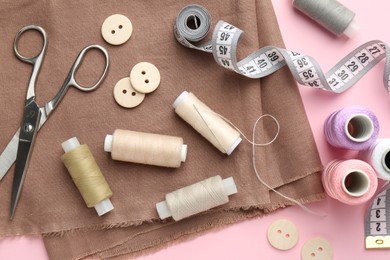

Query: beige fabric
[0,0,324,259]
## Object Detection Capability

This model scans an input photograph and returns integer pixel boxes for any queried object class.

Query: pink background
[1,0,390,259]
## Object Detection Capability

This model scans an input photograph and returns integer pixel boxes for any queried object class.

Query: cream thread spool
[360,139,390,180]
[156,175,237,221]
[292,0,359,38]
[173,91,242,155]
[61,137,114,216]
[104,129,187,168]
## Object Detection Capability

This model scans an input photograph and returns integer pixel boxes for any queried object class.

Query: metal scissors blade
[10,98,41,219]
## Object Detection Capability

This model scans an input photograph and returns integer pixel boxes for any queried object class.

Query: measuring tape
[365,184,390,249]
[174,5,390,93]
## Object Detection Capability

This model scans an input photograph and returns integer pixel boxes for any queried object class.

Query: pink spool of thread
[324,106,379,150]
[322,159,378,205]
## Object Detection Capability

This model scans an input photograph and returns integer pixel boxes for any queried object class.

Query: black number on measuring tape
[377,197,382,205]
[379,43,386,50]
[347,61,359,72]
[220,59,230,67]
[308,81,319,87]
[256,59,268,69]
[357,53,369,63]
[376,209,381,218]
[328,78,339,87]
[219,46,228,55]
[220,32,231,41]
[297,58,309,68]
[369,46,381,55]
[267,51,279,62]
[377,223,382,232]
[303,69,315,80]
[245,65,256,73]
[337,70,349,80]
[291,51,300,56]
[224,24,235,30]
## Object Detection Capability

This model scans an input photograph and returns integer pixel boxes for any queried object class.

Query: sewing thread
[104,129,187,168]
[324,106,379,150]
[360,139,390,180]
[292,0,358,37]
[61,137,113,216]
[156,175,237,221]
[173,91,242,155]
[322,159,378,205]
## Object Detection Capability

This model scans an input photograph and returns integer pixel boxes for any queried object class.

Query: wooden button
[130,62,160,94]
[113,77,145,108]
[301,237,333,260]
[101,14,132,45]
[267,219,299,250]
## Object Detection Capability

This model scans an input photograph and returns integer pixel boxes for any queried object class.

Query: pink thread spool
[324,106,379,150]
[322,159,378,205]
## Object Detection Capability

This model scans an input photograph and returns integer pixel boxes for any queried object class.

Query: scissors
[0,25,109,219]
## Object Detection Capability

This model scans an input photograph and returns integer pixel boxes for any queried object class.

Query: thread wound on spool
[322,160,377,205]
[173,91,241,155]
[359,139,390,180]
[293,0,358,37]
[156,175,237,221]
[324,106,379,150]
[61,142,113,211]
[106,129,186,168]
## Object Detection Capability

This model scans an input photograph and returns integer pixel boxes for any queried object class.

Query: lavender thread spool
[324,106,379,150]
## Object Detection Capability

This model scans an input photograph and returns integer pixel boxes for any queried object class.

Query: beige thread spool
[104,129,187,168]
[156,175,237,221]
[173,91,242,155]
[61,137,114,216]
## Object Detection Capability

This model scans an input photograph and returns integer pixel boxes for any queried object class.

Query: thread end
[94,198,114,216]
[343,20,359,38]
[156,200,171,219]
[104,135,113,152]
[62,137,81,153]
[227,137,242,155]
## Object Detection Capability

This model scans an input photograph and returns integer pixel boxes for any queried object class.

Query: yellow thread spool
[61,137,114,216]
[104,129,187,168]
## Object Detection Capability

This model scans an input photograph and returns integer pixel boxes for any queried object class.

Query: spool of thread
[61,137,114,216]
[322,159,378,205]
[360,139,390,180]
[292,0,359,37]
[156,175,237,221]
[104,129,187,168]
[173,91,242,155]
[324,106,379,150]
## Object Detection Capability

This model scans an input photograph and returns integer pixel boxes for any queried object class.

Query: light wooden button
[130,62,160,94]
[301,237,333,260]
[267,219,299,250]
[101,14,133,45]
[113,77,145,108]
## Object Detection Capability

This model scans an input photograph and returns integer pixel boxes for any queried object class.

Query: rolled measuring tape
[174,5,390,93]
[365,184,390,249]
[360,139,390,180]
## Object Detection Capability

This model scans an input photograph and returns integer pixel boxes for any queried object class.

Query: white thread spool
[292,0,359,38]
[156,175,237,221]
[104,129,187,168]
[360,139,390,180]
[62,137,114,216]
[173,91,242,155]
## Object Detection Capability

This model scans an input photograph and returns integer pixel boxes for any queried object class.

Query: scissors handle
[46,45,109,115]
[14,25,48,100]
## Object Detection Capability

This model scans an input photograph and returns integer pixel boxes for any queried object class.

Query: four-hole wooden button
[267,219,299,250]
[130,62,160,94]
[113,77,145,108]
[101,14,133,45]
